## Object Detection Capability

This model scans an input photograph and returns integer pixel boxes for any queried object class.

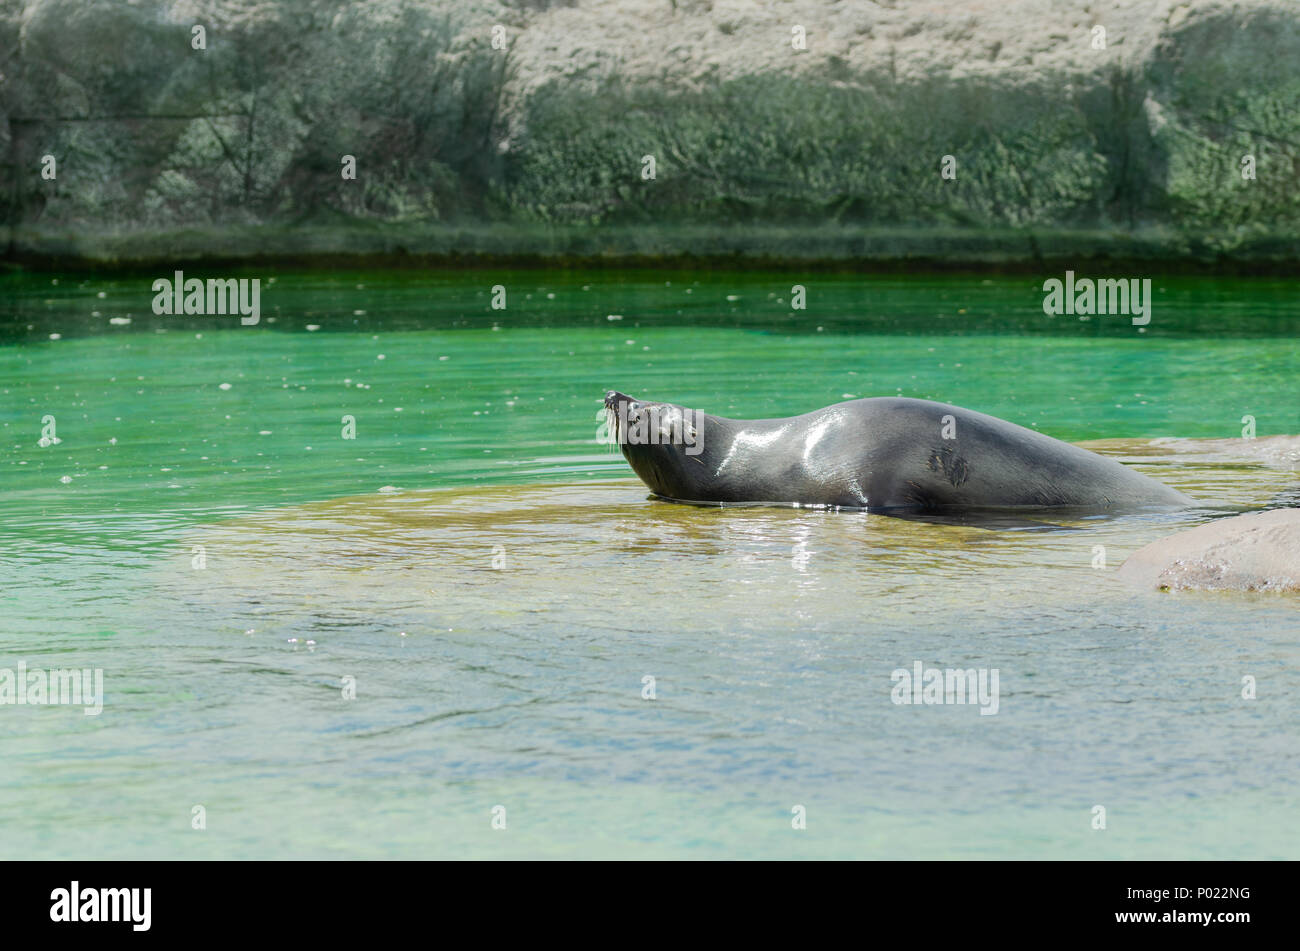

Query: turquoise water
[2,270,1298,858]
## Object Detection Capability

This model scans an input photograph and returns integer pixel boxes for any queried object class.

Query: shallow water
[2,270,1298,858]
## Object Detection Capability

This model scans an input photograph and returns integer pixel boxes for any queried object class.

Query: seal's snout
[604,390,634,411]
[603,391,635,449]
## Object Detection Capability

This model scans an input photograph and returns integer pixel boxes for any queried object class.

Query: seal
[604,391,1194,512]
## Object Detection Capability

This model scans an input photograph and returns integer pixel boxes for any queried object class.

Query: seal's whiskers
[605,404,620,453]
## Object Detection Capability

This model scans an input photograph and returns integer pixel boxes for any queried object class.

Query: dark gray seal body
[604,391,1193,512]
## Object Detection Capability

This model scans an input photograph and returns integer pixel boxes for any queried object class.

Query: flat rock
[1118,509,1300,592]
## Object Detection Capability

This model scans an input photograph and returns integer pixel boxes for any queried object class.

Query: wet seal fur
[604,391,1193,512]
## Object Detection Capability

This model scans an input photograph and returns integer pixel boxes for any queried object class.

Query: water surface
[2,270,1297,858]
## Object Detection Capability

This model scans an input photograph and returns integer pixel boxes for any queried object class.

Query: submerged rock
[1118,509,1300,592]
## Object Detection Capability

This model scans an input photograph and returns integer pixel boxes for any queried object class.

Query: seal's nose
[605,390,632,410]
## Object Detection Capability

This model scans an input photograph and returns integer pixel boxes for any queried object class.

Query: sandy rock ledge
[1118,509,1300,592]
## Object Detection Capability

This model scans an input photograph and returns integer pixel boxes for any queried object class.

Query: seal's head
[604,390,711,500]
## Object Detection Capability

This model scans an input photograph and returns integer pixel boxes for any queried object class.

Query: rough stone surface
[1118,509,1300,592]
[3,0,1299,260]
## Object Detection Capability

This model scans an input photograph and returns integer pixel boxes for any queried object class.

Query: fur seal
[604,391,1193,512]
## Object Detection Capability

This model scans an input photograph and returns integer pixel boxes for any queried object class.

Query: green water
[1,269,1298,858]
